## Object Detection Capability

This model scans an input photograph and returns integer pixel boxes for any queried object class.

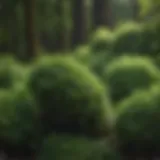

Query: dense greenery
[28,56,113,137]
[116,85,160,157]
[0,0,160,159]
[37,134,121,160]
[103,56,160,103]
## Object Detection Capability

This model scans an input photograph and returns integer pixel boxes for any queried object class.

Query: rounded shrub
[0,56,30,90]
[28,56,113,137]
[89,28,114,53]
[0,86,38,152]
[73,45,92,66]
[73,45,114,78]
[37,134,121,160]
[103,56,160,103]
[113,22,142,54]
[116,86,160,156]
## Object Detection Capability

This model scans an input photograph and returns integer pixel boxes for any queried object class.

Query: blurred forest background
[0,0,160,160]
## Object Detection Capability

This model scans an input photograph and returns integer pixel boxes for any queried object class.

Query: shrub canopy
[104,56,160,103]
[29,56,113,137]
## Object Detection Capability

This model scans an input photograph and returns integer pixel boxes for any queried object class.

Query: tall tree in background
[54,0,71,52]
[93,0,113,29]
[131,0,139,20]
[23,0,37,59]
[0,0,20,53]
[71,0,89,48]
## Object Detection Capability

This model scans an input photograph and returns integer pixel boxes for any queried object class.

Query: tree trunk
[23,0,37,60]
[54,0,71,52]
[71,0,89,48]
[93,0,113,29]
[7,8,19,54]
[132,0,139,21]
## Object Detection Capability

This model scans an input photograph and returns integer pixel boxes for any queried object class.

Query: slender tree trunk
[7,9,19,54]
[71,0,89,48]
[23,0,37,60]
[132,0,139,21]
[93,0,113,29]
[54,0,71,52]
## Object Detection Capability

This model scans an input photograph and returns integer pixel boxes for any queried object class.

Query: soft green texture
[0,86,37,146]
[0,56,16,88]
[116,85,160,154]
[29,55,113,137]
[113,22,143,54]
[89,28,114,52]
[37,134,120,160]
[104,56,160,103]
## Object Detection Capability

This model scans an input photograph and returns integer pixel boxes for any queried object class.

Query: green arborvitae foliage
[37,134,121,160]
[116,85,160,156]
[0,56,16,88]
[73,45,114,78]
[140,20,160,57]
[28,55,114,137]
[89,28,114,53]
[112,22,142,55]
[0,86,38,149]
[103,56,160,103]
[0,56,31,90]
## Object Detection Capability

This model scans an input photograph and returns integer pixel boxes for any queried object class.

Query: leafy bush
[140,20,160,57]
[29,56,113,137]
[73,28,114,77]
[12,63,32,89]
[103,56,160,103]
[116,85,160,156]
[73,45,92,66]
[0,56,31,90]
[89,28,114,53]
[112,22,142,54]
[139,25,156,55]
[0,86,38,148]
[0,56,17,88]
[73,45,114,78]
[37,134,120,160]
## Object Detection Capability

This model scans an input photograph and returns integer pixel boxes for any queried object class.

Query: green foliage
[29,56,113,137]
[116,85,160,155]
[74,45,116,78]
[139,21,160,56]
[139,25,156,55]
[36,0,71,33]
[89,28,114,53]
[73,45,92,66]
[139,0,160,17]
[0,56,31,90]
[0,86,37,147]
[0,56,17,88]
[74,46,114,78]
[85,28,114,77]
[37,134,100,160]
[103,56,160,103]
[112,0,133,23]
[12,63,32,89]
[113,22,142,54]
[37,134,120,160]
